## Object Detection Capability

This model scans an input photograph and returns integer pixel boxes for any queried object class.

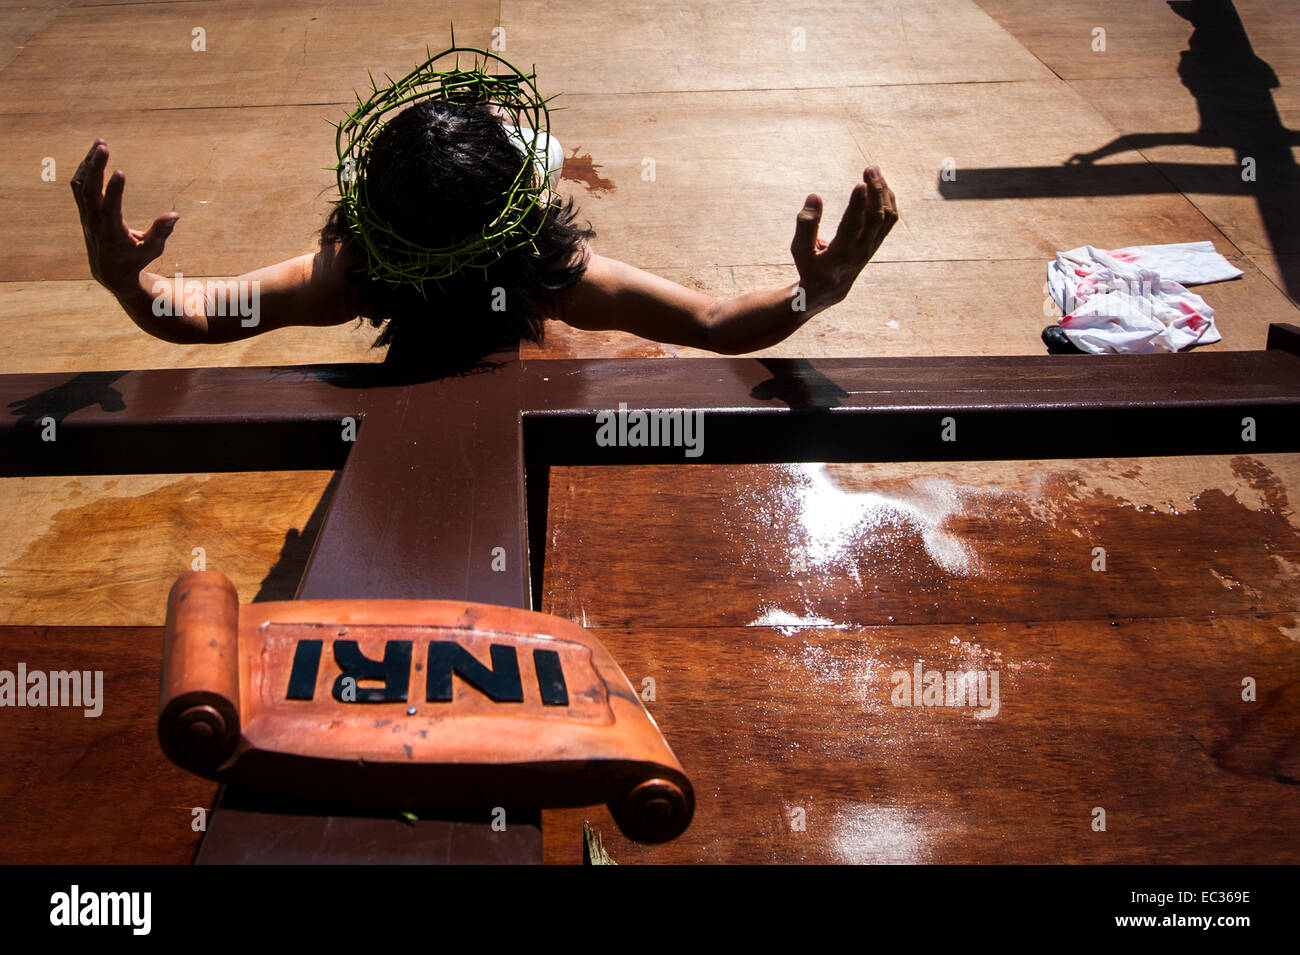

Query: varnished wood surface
[540,455,1300,628]
[543,613,1300,864]
[1,0,1297,865]
[1,455,1296,863]
[0,470,336,626]
[0,625,216,864]
[535,453,1300,863]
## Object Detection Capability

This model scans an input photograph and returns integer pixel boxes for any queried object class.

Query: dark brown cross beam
[3,324,1299,863]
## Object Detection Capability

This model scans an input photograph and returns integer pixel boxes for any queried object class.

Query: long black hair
[320,98,595,374]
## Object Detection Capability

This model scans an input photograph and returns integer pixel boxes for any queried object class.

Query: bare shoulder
[317,237,366,323]
[548,248,633,331]
[294,238,365,327]
[544,239,597,327]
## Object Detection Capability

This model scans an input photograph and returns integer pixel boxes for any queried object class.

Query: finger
[71,143,94,214]
[83,141,109,217]
[853,168,889,248]
[869,167,899,229]
[862,193,899,261]
[70,139,103,194]
[869,165,897,221]
[102,168,126,225]
[867,167,887,217]
[71,178,86,220]
[139,213,179,261]
[790,194,822,269]
[884,186,899,222]
[72,141,107,223]
[832,182,870,249]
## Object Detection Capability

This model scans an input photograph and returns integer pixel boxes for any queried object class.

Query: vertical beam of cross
[198,351,541,864]
[294,360,530,606]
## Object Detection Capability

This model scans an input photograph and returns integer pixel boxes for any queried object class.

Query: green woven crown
[330,41,559,291]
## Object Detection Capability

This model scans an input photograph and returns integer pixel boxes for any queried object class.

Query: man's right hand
[71,138,179,295]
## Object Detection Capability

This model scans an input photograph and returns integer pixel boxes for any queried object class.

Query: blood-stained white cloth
[1047,242,1241,354]
[500,123,565,191]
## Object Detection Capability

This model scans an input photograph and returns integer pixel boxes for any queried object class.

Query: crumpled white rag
[501,123,565,191]
[1047,241,1242,354]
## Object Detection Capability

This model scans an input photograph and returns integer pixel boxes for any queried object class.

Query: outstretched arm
[556,166,898,354]
[72,139,356,344]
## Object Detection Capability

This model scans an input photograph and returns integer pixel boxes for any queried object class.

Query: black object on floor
[1042,325,1087,355]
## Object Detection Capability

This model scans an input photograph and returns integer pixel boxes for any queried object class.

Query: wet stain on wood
[536,454,1300,865]
[542,456,1300,630]
[561,148,616,195]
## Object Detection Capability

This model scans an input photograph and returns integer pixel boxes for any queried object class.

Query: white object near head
[500,123,565,191]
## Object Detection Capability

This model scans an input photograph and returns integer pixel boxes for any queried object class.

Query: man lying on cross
[71,51,898,375]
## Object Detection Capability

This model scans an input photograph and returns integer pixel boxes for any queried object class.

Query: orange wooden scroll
[159,570,693,843]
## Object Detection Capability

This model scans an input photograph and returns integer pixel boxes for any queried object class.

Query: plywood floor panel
[0,0,499,112]
[974,0,1300,81]
[1252,253,1300,305]
[0,3,55,72]
[542,82,1229,275]
[0,280,382,374]
[11,79,1223,288]
[1066,75,1300,261]
[1,105,354,283]
[500,0,1053,95]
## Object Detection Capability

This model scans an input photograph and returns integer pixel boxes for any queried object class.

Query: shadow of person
[6,370,128,426]
[274,334,513,390]
[939,0,1298,304]
[1069,0,1300,186]
[253,469,343,602]
[1067,0,1299,298]
[750,358,850,410]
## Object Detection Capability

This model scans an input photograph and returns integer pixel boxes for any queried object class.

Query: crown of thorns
[331,43,558,289]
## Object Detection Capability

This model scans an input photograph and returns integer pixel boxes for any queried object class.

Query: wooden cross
[4,326,1299,862]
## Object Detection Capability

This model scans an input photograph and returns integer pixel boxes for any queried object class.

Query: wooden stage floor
[0,0,1297,864]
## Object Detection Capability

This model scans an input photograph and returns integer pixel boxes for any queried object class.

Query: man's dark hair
[320,98,595,374]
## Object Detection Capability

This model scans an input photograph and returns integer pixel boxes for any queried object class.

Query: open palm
[71,138,178,294]
[790,165,898,308]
